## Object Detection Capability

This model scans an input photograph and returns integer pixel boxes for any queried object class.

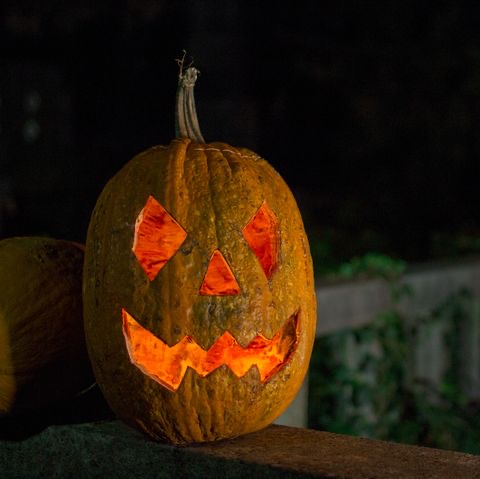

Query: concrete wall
[276,258,480,428]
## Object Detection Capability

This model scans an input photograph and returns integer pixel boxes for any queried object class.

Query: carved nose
[199,249,240,296]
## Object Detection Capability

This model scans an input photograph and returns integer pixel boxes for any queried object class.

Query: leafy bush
[308,254,480,454]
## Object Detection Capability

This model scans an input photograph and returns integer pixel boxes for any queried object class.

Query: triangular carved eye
[242,201,279,279]
[132,196,187,281]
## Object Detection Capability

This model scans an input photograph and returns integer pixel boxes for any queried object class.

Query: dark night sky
[1,1,480,267]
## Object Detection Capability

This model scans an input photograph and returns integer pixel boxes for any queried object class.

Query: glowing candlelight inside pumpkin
[242,201,279,279]
[199,249,240,295]
[122,308,300,392]
[132,196,187,281]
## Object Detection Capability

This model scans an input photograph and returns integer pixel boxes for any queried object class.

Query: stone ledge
[1,421,480,478]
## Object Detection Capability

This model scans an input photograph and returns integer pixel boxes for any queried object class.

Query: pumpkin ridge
[209,149,234,244]
[202,147,221,253]
[151,140,188,348]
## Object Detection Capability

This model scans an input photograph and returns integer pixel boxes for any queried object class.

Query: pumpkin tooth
[121,308,300,391]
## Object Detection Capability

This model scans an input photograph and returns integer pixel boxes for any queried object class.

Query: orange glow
[199,249,240,295]
[133,196,187,281]
[122,308,300,392]
[242,201,278,279]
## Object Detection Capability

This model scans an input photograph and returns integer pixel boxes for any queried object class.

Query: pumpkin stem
[175,53,205,143]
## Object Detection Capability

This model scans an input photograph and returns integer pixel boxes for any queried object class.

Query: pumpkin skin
[0,237,93,414]
[83,138,317,444]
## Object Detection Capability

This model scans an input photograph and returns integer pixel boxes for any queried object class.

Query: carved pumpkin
[83,63,316,444]
[0,237,93,414]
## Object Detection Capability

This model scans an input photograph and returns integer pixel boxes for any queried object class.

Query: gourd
[0,237,93,414]
[83,61,317,444]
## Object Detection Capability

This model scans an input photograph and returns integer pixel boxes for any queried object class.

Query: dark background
[1,1,479,271]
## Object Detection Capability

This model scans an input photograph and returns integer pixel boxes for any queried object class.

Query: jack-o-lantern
[83,62,317,444]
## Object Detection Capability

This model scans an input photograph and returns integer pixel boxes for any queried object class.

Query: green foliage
[309,254,480,454]
[336,252,407,282]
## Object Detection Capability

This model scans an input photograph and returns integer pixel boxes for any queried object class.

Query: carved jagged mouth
[122,308,300,392]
